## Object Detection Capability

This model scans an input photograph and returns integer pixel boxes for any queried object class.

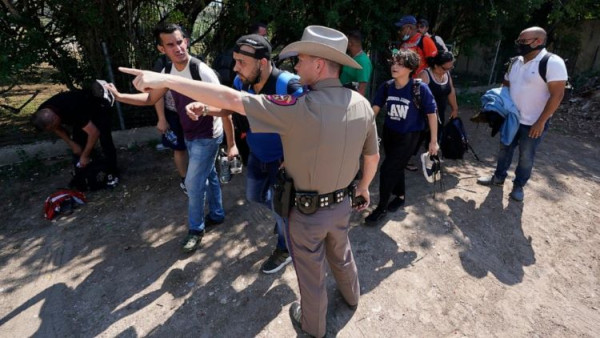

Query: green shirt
[339,51,373,95]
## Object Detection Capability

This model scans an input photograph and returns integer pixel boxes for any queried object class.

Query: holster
[348,180,357,201]
[273,168,295,218]
[295,191,319,215]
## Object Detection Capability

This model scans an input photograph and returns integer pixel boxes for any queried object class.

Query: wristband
[202,105,208,117]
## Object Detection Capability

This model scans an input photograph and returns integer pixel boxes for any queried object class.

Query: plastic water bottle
[219,150,231,184]
[230,155,243,174]
[165,129,178,146]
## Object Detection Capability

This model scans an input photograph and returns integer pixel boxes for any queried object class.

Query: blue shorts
[161,109,186,151]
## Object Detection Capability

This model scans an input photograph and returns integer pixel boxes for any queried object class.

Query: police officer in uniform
[119,25,380,338]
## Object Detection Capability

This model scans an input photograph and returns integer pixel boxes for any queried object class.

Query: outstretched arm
[120,67,246,115]
[105,83,168,107]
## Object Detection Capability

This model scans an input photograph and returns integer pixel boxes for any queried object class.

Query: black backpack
[164,56,205,81]
[417,34,446,55]
[382,78,424,113]
[69,159,109,191]
[382,78,440,129]
[441,117,480,160]
[211,48,235,87]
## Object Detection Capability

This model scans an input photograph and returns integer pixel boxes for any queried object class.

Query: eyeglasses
[388,61,406,67]
[515,38,536,45]
[442,65,454,71]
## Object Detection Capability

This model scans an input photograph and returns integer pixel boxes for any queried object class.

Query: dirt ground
[0,105,599,337]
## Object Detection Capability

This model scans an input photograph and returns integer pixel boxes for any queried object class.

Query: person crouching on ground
[31,90,120,187]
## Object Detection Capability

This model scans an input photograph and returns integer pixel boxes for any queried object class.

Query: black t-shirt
[38,90,98,129]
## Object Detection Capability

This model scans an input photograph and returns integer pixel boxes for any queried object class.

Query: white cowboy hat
[279,25,362,69]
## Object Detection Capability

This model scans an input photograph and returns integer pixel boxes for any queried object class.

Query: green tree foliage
[0,0,210,90]
[1,0,598,92]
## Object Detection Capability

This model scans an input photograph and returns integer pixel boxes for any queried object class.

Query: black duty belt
[294,188,350,215]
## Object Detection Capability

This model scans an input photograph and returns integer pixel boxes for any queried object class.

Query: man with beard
[210,34,303,274]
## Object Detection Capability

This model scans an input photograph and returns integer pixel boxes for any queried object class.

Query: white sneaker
[421,152,441,183]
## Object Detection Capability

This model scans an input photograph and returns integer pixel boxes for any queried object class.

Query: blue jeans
[494,123,547,187]
[185,135,224,232]
[246,152,287,251]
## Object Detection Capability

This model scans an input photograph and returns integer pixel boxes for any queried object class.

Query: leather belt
[294,188,350,215]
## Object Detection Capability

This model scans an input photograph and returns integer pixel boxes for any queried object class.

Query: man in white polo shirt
[477,26,568,202]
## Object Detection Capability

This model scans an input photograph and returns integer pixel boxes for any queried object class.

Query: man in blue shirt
[218,34,304,273]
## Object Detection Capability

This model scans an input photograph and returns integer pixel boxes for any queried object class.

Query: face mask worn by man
[516,40,544,56]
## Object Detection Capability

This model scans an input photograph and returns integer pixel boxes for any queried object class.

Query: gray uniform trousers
[285,196,360,338]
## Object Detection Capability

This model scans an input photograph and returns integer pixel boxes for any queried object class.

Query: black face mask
[516,42,545,56]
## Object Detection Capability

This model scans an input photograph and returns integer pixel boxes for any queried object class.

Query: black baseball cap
[234,34,272,60]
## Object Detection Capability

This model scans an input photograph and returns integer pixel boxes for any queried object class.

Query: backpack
[44,189,87,220]
[507,52,570,84]
[505,52,573,101]
[164,56,205,81]
[91,79,115,108]
[211,48,235,87]
[417,34,446,55]
[383,78,423,113]
[69,159,109,191]
[232,69,301,134]
[440,117,480,160]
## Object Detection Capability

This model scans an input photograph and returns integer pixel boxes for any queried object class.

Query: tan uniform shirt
[242,78,378,194]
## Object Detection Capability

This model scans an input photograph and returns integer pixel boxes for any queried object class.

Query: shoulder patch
[266,94,297,106]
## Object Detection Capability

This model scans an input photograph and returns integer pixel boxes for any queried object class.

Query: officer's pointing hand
[119,67,165,93]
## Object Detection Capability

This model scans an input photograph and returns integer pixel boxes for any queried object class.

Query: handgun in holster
[273,168,295,218]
